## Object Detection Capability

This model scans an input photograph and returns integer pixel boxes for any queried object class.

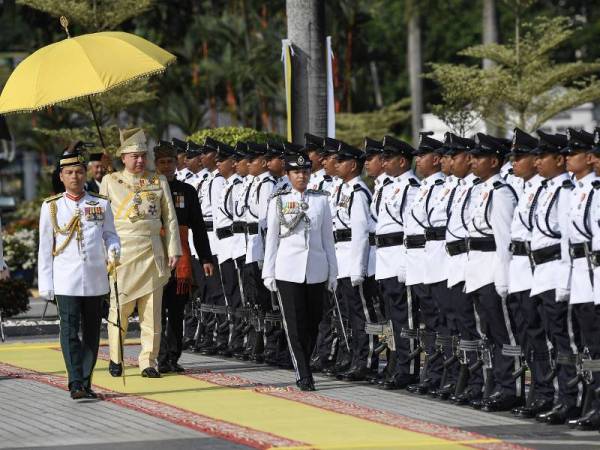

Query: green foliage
[0,279,30,317]
[336,99,411,146]
[188,126,284,146]
[429,15,600,132]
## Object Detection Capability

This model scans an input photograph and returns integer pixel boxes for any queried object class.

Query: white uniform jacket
[198,168,220,256]
[38,192,120,297]
[374,170,419,281]
[445,173,478,288]
[589,181,600,304]
[424,174,456,284]
[308,169,334,192]
[508,174,544,294]
[262,188,337,283]
[176,167,191,182]
[213,173,242,264]
[245,172,276,264]
[565,172,597,304]
[530,173,573,298]
[404,171,445,286]
[231,175,251,260]
[464,174,517,294]
[334,176,373,279]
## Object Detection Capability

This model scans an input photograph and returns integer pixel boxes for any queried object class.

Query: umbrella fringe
[0,59,176,115]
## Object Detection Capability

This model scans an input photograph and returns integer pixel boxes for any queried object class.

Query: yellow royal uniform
[100,170,181,371]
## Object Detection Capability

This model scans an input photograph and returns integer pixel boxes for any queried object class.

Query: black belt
[216,227,234,239]
[509,240,529,256]
[424,226,446,241]
[530,244,561,265]
[232,221,245,233]
[246,223,258,235]
[569,242,590,260]
[405,234,426,249]
[446,240,468,256]
[375,232,404,248]
[333,229,376,245]
[204,220,213,232]
[468,237,496,252]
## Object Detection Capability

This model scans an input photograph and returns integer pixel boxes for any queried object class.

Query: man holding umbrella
[100,128,181,378]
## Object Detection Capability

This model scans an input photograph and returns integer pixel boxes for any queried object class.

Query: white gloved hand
[397,269,406,284]
[40,290,54,301]
[351,275,364,287]
[555,287,570,302]
[263,277,277,292]
[257,259,264,270]
[108,245,121,265]
[495,285,508,299]
[327,277,338,293]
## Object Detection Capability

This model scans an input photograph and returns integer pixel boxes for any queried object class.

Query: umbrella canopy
[0,31,176,114]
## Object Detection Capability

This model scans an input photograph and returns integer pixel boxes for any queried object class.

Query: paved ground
[0,339,598,450]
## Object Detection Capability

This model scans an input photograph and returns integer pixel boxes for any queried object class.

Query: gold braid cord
[49,201,82,256]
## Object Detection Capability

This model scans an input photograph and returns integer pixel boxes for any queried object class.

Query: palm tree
[406,0,422,146]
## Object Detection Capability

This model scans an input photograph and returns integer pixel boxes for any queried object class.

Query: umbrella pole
[87,96,106,149]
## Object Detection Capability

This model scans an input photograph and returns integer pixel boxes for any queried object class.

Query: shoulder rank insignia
[353,184,362,191]
[562,179,575,189]
[185,172,193,179]
[434,179,444,185]
[493,180,504,189]
[44,193,63,203]
[88,192,109,200]
[409,178,420,187]
[306,189,329,196]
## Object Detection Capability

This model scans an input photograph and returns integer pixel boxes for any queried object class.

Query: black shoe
[200,344,219,356]
[216,345,233,357]
[109,360,122,377]
[158,362,172,374]
[182,338,194,351]
[296,377,316,391]
[341,367,369,382]
[84,387,98,399]
[141,367,161,378]
[407,380,434,395]
[537,403,580,425]
[431,383,455,400]
[451,387,482,406]
[336,366,357,380]
[572,408,600,430]
[379,375,418,390]
[512,398,553,418]
[253,353,265,364]
[193,340,213,353]
[482,393,523,412]
[170,362,185,373]
[69,383,86,400]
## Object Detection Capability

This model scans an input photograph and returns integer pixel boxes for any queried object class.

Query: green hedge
[188,126,284,146]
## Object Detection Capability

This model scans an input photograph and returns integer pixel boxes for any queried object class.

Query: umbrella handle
[87,96,106,149]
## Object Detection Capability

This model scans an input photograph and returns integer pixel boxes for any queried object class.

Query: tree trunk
[482,0,499,135]
[286,0,327,142]
[407,11,423,147]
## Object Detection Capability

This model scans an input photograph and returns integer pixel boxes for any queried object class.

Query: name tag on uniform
[84,206,104,221]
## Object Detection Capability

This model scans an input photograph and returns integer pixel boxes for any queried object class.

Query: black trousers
[311,291,337,366]
[469,283,522,397]
[219,258,243,349]
[449,282,484,391]
[378,277,419,378]
[573,303,600,409]
[508,290,554,402]
[158,276,188,365]
[430,281,460,385]
[534,290,580,407]
[337,277,379,370]
[411,283,444,385]
[56,295,103,390]
[276,280,325,381]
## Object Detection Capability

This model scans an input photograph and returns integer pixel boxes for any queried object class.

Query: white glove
[351,275,364,287]
[40,290,54,301]
[263,277,277,292]
[397,269,406,284]
[327,277,338,293]
[495,285,508,299]
[257,259,263,270]
[108,245,120,264]
[555,287,570,302]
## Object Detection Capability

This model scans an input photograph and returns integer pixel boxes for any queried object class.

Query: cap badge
[298,155,305,165]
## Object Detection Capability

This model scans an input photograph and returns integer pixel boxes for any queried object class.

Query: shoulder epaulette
[44,193,62,203]
[493,180,504,189]
[409,178,420,187]
[434,179,444,185]
[185,172,193,179]
[508,168,514,175]
[593,180,600,190]
[562,179,575,189]
[323,175,332,182]
[88,192,108,200]
[306,189,329,196]
[202,173,209,179]
[472,178,482,185]
[269,187,291,200]
[261,177,276,185]
[353,183,362,191]
[214,173,223,178]
[232,178,243,185]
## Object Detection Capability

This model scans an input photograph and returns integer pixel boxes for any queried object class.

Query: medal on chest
[84,206,104,221]
[479,191,489,208]
[174,193,185,208]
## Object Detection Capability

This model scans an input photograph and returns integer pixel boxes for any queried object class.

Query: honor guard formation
[38,125,600,432]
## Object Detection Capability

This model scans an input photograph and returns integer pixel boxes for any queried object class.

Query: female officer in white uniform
[262,151,338,391]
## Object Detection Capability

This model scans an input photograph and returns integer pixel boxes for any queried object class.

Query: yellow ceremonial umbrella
[0,16,176,148]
